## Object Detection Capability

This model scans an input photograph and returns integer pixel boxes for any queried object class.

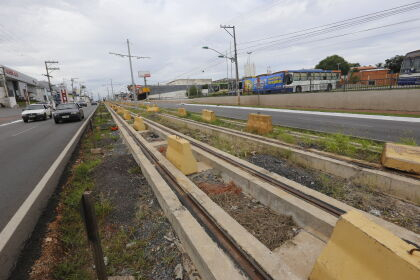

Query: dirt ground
[247,154,420,234]
[189,170,298,250]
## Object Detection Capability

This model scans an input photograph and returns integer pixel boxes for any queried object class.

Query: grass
[124,104,384,162]
[399,137,417,146]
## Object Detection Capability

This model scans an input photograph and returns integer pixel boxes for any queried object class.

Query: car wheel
[295,86,302,93]
[23,118,28,123]
[44,113,47,120]
[54,119,60,124]
[49,113,52,118]
[327,84,332,91]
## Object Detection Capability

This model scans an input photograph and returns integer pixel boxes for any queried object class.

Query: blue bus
[398,50,420,85]
[242,69,340,94]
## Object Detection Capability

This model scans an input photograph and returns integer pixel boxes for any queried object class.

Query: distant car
[91,101,98,105]
[22,104,52,122]
[53,103,84,123]
[77,101,88,107]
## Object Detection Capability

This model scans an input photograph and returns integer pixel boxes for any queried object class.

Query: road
[155,102,420,143]
[0,105,96,231]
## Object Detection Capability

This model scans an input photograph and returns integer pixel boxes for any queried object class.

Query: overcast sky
[1,0,419,97]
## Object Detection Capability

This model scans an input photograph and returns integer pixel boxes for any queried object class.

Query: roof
[406,50,420,57]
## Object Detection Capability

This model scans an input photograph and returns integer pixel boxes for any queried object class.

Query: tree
[315,55,351,75]
[384,55,404,73]
[376,62,384,68]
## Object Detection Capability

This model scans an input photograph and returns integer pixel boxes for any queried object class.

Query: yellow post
[123,110,132,120]
[178,108,187,117]
[132,116,146,131]
[201,109,216,122]
[166,135,198,175]
[246,113,273,134]
[309,210,420,280]
[381,143,420,174]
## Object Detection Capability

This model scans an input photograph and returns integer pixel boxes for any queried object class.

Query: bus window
[294,73,300,81]
[300,73,308,81]
[413,57,420,71]
[322,74,327,80]
[314,73,321,80]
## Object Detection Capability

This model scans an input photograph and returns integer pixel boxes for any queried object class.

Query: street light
[202,46,235,91]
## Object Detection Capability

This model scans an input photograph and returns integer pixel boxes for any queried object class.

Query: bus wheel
[296,86,302,93]
[327,84,332,91]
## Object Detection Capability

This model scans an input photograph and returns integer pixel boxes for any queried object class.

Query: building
[350,66,399,86]
[0,65,40,107]
[0,65,55,108]
[166,78,212,86]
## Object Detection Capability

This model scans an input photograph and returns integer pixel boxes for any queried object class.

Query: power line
[247,18,420,55]
[238,1,420,46]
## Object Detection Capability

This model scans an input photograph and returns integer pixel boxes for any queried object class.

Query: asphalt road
[155,102,420,143]
[0,105,96,231]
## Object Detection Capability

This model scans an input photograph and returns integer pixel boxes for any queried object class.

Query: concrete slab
[274,230,325,279]
[382,143,420,174]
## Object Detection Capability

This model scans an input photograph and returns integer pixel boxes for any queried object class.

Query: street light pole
[221,25,240,105]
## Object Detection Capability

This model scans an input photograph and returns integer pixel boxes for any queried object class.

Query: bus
[242,69,340,94]
[398,50,420,86]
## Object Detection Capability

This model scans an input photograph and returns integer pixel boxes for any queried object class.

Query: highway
[155,102,420,143]
[0,105,96,232]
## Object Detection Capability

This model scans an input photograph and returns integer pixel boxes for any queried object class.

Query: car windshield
[25,104,45,110]
[56,104,77,110]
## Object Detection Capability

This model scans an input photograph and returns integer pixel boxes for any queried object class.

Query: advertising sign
[138,71,151,78]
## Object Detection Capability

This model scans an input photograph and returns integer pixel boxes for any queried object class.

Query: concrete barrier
[123,110,132,120]
[381,143,420,174]
[309,210,420,280]
[178,108,187,117]
[202,109,216,122]
[133,116,146,131]
[166,135,198,175]
[147,105,160,113]
[0,107,98,280]
[187,89,420,112]
[246,113,273,134]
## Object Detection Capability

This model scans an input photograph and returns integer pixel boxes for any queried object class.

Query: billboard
[138,71,151,78]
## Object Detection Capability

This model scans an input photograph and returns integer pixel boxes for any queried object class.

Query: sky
[1,0,419,98]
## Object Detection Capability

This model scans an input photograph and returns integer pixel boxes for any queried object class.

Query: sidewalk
[0,108,22,125]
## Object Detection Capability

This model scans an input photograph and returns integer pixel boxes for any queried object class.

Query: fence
[336,78,420,92]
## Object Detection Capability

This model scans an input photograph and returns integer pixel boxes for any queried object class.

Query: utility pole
[110,79,114,97]
[43,61,59,104]
[143,76,148,100]
[109,39,150,101]
[221,25,240,105]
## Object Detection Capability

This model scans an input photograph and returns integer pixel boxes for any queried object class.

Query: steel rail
[142,115,346,217]
[109,106,273,280]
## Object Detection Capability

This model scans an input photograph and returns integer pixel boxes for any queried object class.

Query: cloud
[0,0,419,98]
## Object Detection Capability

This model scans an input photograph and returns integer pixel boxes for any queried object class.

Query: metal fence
[335,78,420,92]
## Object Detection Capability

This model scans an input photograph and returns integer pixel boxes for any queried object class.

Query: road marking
[0,120,23,127]
[11,125,40,136]
[183,104,420,123]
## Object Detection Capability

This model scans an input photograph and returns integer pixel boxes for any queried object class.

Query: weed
[399,137,417,146]
[128,166,142,174]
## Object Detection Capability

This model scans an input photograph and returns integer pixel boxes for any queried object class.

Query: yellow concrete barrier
[117,107,124,115]
[309,210,420,280]
[123,110,132,120]
[166,135,198,175]
[246,113,273,134]
[381,143,420,174]
[178,108,187,117]
[133,116,146,131]
[202,109,216,122]
[147,105,160,112]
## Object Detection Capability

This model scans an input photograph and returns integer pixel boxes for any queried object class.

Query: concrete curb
[0,106,98,280]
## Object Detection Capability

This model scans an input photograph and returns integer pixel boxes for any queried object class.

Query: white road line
[183,104,420,123]
[12,125,39,137]
[0,120,22,127]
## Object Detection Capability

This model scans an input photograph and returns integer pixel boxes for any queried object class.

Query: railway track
[108,106,273,280]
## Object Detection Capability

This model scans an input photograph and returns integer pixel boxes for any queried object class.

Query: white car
[22,104,52,122]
